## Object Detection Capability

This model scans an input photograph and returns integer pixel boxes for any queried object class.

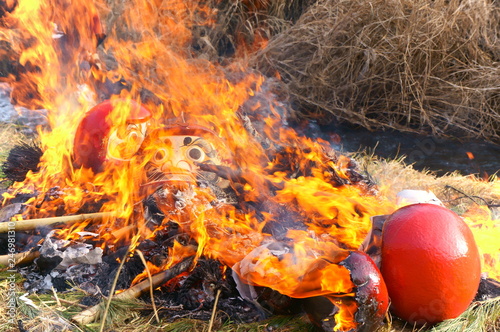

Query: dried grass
[0,284,497,331]
[0,124,24,158]
[0,124,26,187]
[253,0,500,142]
[96,0,500,143]
[430,297,500,332]
[356,152,500,210]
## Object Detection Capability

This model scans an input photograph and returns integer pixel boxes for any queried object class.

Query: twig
[99,244,131,332]
[195,163,247,184]
[444,185,500,208]
[195,162,284,190]
[51,297,88,309]
[208,288,222,332]
[136,249,160,324]
[0,212,114,233]
[72,256,194,326]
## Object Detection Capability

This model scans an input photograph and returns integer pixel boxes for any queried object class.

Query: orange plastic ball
[380,203,481,324]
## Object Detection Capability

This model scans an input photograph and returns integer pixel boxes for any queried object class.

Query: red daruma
[380,203,481,325]
[73,99,151,172]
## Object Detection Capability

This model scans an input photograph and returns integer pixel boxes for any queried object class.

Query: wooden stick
[52,297,88,309]
[195,162,285,190]
[0,212,113,233]
[72,256,194,326]
[0,248,40,267]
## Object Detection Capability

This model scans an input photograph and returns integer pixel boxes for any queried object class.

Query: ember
[0,0,499,331]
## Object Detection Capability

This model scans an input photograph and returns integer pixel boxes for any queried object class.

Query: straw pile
[252,0,500,142]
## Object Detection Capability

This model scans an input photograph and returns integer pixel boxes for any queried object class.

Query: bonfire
[0,1,499,332]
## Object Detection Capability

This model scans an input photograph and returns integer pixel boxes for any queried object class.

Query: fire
[462,204,500,281]
[1,0,499,331]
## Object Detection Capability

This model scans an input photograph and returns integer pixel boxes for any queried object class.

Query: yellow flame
[463,204,500,280]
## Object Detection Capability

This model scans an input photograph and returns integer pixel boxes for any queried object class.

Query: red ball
[380,203,481,324]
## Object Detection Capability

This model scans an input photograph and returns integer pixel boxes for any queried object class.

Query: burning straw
[253,0,500,142]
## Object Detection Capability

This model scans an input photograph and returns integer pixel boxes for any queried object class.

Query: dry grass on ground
[0,125,24,160]
[356,153,500,212]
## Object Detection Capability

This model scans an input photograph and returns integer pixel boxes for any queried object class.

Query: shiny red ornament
[380,203,481,325]
[73,99,151,172]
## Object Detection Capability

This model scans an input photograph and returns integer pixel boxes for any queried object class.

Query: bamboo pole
[72,256,195,325]
[109,224,136,239]
[0,248,40,267]
[0,212,114,233]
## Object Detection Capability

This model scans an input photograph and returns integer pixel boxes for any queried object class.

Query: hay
[253,0,500,142]
[430,297,500,332]
[356,152,500,209]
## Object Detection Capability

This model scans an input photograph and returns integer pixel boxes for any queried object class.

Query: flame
[462,204,500,281]
[1,1,499,330]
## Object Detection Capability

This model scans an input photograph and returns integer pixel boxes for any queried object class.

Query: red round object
[73,99,151,172]
[380,203,481,325]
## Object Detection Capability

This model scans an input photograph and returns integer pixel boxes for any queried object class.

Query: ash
[20,231,103,293]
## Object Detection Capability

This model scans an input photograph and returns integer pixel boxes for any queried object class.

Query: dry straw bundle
[252,0,500,141]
